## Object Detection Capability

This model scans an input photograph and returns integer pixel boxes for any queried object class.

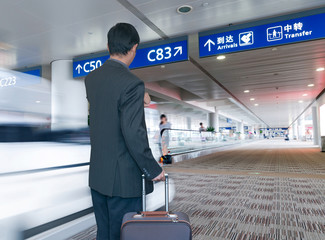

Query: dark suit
[85,59,162,239]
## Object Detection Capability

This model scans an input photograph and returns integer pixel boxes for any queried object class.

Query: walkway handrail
[0,162,90,177]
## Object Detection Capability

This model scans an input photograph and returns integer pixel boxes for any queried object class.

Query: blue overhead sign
[22,68,41,77]
[73,37,188,78]
[199,12,325,57]
[18,66,42,77]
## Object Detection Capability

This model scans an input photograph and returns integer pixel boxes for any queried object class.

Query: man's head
[107,23,140,65]
[200,122,203,127]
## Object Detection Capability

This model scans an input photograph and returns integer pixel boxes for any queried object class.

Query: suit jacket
[85,59,162,198]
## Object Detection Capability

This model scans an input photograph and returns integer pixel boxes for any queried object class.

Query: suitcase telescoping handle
[142,173,169,212]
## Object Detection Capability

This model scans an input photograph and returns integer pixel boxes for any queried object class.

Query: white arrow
[204,39,215,52]
[174,46,182,56]
[76,64,82,74]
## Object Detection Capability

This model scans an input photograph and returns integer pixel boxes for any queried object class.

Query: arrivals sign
[73,37,188,78]
[199,12,325,57]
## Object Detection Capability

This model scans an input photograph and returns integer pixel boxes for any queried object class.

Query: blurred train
[0,69,174,239]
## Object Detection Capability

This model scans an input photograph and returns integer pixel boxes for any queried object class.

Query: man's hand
[152,170,165,181]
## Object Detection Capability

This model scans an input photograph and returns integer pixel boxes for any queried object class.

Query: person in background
[85,23,165,240]
[159,114,171,156]
[199,122,206,132]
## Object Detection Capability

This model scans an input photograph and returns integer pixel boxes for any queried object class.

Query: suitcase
[120,174,192,240]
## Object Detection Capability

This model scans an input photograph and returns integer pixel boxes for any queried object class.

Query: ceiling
[1,0,325,69]
[1,0,325,127]
[194,39,325,127]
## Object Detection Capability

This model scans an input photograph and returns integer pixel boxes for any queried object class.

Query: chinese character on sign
[284,24,292,32]
[217,36,225,44]
[226,35,234,43]
[293,22,303,31]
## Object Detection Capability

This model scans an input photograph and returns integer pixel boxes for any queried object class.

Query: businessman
[85,23,165,240]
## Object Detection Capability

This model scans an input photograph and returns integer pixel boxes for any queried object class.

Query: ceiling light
[316,67,324,71]
[250,98,255,101]
[202,2,209,7]
[35,100,41,103]
[244,90,250,93]
[298,100,303,103]
[161,65,165,69]
[308,84,314,87]
[302,94,308,97]
[254,103,259,106]
[177,5,193,14]
[216,55,226,60]
[272,47,277,51]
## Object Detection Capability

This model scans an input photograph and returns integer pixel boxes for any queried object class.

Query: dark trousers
[91,189,141,240]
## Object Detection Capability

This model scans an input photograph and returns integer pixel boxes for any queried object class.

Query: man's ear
[131,44,138,53]
[107,44,110,53]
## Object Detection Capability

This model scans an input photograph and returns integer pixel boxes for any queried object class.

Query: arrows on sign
[174,46,182,56]
[204,39,215,52]
[76,64,83,74]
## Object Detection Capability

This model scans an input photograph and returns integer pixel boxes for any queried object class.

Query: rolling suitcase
[120,174,192,240]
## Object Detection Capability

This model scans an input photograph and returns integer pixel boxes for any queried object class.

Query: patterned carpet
[68,140,325,240]
[168,172,325,240]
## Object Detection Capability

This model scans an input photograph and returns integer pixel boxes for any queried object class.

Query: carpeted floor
[168,172,325,240]
[68,140,325,240]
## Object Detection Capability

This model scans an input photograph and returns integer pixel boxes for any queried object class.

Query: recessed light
[298,100,303,103]
[316,67,324,71]
[177,5,193,14]
[272,47,277,51]
[254,103,259,106]
[244,90,250,93]
[161,65,165,69]
[302,94,308,97]
[308,84,314,87]
[216,55,226,60]
[250,98,255,101]
[36,100,41,103]
[202,2,209,7]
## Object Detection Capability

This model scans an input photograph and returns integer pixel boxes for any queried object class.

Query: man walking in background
[85,23,165,240]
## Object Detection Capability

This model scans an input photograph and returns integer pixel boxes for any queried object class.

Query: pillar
[312,106,320,145]
[235,121,239,133]
[186,116,191,130]
[292,122,298,140]
[297,118,306,141]
[51,60,88,130]
[208,108,219,132]
[238,120,244,134]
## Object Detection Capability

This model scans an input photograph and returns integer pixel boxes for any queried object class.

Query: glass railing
[158,129,253,155]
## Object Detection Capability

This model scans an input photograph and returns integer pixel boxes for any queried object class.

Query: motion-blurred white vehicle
[0,127,175,240]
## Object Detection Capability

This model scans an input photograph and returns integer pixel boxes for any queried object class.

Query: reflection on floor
[167,139,325,176]
[69,139,325,240]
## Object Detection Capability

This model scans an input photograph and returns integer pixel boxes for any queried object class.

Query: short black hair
[107,23,140,55]
[160,114,167,120]
[200,122,203,126]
